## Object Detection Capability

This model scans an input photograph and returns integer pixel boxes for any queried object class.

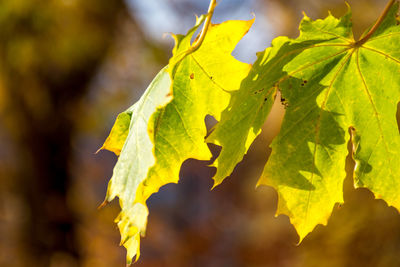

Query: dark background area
[1,0,400,266]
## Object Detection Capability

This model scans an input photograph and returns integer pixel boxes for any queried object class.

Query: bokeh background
[1,0,400,266]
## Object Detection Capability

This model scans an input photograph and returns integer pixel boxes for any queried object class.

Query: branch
[355,0,396,46]
[189,0,217,53]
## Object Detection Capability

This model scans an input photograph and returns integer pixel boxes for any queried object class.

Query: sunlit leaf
[212,3,400,241]
[102,16,252,263]
[103,1,400,263]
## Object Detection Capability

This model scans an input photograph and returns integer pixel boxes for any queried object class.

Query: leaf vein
[305,50,353,224]
[170,102,200,149]
[367,32,400,42]
[278,48,350,85]
[361,45,400,65]
[309,24,353,43]
[355,49,394,180]
[191,54,228,92]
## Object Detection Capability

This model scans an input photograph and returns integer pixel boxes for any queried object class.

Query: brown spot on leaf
[281,97,289,108]
[190,73,194,79]
[254,88,265,95]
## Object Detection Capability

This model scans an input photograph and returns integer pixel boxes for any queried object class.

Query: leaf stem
[188,0,217,53]
[355,0,396,46]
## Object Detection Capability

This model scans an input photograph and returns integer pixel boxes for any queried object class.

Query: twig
[355,0,396,46]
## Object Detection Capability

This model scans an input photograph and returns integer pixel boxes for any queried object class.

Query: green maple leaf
[100,15,253,263]
[102,0,400,262]
[210,3,400,241]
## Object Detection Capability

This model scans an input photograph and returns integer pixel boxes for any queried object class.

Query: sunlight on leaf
[101,16,252,263]
[102,1,400,263]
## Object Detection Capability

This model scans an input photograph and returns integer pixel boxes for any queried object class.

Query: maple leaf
[101,15,253,263]
[100,67,171,262]
[210,3,400,241]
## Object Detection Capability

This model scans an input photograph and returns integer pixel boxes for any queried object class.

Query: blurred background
[1,0,400,266]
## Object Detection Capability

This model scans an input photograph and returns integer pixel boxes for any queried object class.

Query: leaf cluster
[100,2,400,263]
